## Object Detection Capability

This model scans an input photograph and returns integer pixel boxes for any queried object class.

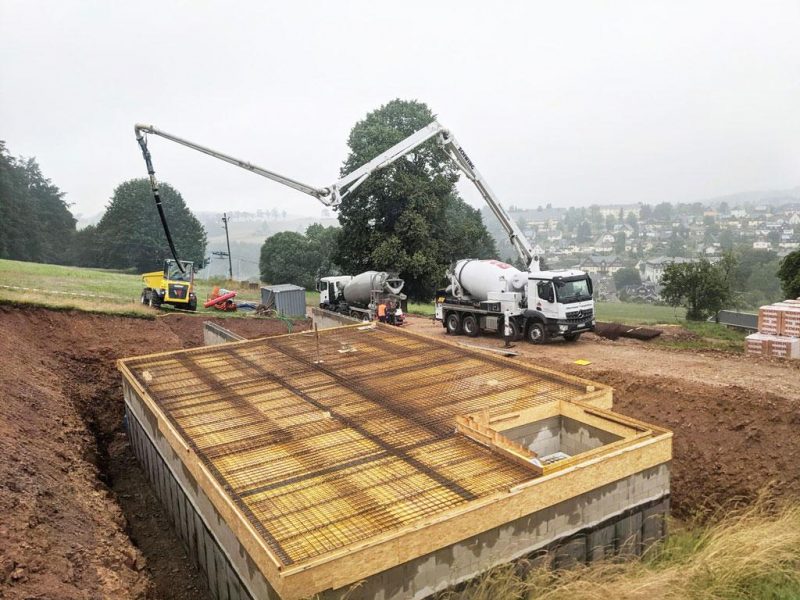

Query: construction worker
[377,302,387,323]
[394,303,404,326]
[386,301,394,325]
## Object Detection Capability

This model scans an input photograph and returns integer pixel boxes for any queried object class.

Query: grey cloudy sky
[1,1,799,220]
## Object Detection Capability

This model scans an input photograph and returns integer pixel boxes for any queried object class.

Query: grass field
[0,259,264,317]
[595,301,686,324]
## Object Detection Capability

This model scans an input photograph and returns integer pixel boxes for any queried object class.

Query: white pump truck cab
[435,259,595,344]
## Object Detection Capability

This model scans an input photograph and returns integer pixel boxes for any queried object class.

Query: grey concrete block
[642,503,666,549]
[553,536,587,569]
[587,523,615,562]
[615,512,643,557]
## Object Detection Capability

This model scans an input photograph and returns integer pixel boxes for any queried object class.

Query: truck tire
[140,289,149,305]
[445,312,462,335]
[462,314,479,337]
[526,321,547,344]
[563,332,581,342]
[188,297,197,312]
[149,293,161,309]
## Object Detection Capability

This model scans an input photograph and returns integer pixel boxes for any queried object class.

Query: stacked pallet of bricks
[746,299,800,359]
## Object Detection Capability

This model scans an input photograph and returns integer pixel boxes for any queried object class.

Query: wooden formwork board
[118,324,668,599]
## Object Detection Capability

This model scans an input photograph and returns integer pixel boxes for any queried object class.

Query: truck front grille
[565,308,593,322]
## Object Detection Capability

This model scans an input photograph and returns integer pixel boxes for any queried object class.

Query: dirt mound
[0,307,309,599]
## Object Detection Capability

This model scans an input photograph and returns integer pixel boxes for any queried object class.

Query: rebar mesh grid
[121,325,597,566]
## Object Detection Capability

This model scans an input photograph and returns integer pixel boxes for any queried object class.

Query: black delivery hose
[135,127,185,273]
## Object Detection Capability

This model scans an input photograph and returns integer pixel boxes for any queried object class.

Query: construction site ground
[1,305,798,599]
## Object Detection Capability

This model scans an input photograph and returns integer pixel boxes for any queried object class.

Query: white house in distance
[579,254,625,275]
[640,256,696,283]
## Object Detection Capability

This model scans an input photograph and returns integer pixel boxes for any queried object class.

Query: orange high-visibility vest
[377,304,386,317]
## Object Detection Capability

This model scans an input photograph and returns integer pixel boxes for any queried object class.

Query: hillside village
[194,190,800,309]
[484,191,800,306]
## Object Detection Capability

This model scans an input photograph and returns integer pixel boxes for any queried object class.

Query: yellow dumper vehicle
[141,259,197,311]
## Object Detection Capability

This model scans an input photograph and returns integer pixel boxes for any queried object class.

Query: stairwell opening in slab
[502,415,623,465]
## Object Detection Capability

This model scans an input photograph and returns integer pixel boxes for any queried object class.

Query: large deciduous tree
[259,224,340,288]
[334,99,495,299]
[660,259,733,320]
[91,179,207,272]
[778,249,800,299]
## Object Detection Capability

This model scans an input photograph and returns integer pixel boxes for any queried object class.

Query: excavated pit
[1,305,799,599]
[0,306,308,599]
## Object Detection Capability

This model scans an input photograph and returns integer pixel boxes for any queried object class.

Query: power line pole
[221,212,233,281]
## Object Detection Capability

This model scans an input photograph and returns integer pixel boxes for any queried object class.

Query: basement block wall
[119,324,671,600]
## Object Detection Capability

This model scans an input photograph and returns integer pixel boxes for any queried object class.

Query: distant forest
[0,141,206,272]
[0,141,77,264]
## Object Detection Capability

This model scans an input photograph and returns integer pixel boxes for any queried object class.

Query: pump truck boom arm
[134,124,335,205]
[134,121,540,269]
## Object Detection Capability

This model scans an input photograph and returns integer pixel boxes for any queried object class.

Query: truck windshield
[555,277,591,303]
[166,262,192,282]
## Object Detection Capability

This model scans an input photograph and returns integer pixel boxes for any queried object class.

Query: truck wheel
[188,298,197,312]
[526,322,547,344]
[462,314,479,337]
[563,332,581,342]
[445,312,462,335]
[140,289,149,305]
[149,294,161,309]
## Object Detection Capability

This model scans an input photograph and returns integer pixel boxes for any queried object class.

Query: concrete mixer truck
[316,271,406,323]
[434,259,594,343]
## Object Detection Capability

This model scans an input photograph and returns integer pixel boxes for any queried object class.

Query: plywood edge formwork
[117,325,667,600]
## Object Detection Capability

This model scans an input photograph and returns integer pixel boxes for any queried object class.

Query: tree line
[0,140,207,273]
[0,141,77,264]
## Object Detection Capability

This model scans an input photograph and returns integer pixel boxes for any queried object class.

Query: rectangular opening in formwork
[118,324,672,600]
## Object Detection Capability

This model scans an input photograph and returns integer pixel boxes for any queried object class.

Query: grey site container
[260,284,306,317]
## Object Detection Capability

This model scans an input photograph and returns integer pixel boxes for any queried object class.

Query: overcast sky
[1,1,799,220]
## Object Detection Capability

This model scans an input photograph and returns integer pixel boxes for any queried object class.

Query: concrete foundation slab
[118,324,671,600]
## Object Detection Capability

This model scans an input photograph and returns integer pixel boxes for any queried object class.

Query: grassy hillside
[0,259,264,316]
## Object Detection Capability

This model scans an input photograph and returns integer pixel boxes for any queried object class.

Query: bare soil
[1,305,797,598]
[0,306,308,599]
[403,315,800,517]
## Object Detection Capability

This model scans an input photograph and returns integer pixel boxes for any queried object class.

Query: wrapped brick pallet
[747,300,800,359]
[745,333,800,359]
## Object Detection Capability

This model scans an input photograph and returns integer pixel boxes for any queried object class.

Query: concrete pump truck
[134,120,595,341]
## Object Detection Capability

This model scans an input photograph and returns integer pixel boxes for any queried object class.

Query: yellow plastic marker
[574,359,591,366]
